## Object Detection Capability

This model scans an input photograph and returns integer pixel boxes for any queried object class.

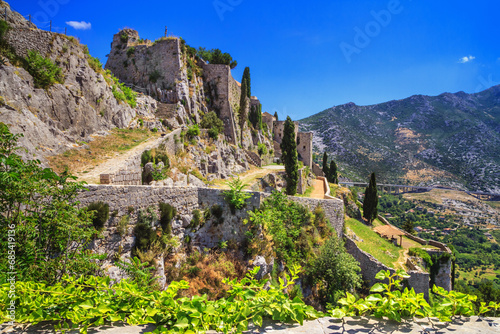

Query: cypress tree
[281,116,298,195]
[322,152,329,176]
[242,67,251,98]
[363,172,378,224]
[329,160,338,184]
[274,111,278,121]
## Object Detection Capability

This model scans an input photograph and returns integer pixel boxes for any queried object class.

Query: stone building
[272,120,313,170]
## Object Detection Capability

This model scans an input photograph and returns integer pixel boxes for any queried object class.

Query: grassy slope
[346,218,402,268]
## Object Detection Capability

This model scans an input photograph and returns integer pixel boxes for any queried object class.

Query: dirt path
[212,165,285,190]
[77,136,165,184]
[310,179,326,199]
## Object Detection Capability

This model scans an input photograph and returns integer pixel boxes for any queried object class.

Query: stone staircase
[244,150,261,167]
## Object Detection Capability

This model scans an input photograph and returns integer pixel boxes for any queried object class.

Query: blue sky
[13,0,500,120]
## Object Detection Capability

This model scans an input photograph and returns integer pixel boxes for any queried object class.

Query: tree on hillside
[402,219,415,235]
[363,172,379,224]
[239,77,249,143]
[322,152,329,176]
[309,235,362,305]
[281,116,299,195]
[0,123,100,283]
[249,104,263,130]
[242,67,251,98]
[328,160,339,184]
[197,47,237,69]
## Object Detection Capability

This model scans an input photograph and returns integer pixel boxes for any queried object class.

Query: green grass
[346,218,401,268]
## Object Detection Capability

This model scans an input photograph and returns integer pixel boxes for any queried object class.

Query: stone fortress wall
[76,185,346,250]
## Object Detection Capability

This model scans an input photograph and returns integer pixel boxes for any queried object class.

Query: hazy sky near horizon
[13,0,500,120]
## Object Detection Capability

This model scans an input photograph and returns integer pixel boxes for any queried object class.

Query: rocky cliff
[0,1,161,163]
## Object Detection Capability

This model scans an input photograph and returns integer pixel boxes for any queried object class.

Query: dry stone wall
[345,237,430,300]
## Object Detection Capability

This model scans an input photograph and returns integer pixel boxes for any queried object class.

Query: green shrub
[190,209,202,228]
[210,204,224,225]
[149,70,162,83]
[186,124,200,139]
[112,83,137,108]
[87,201,110,230]
[0,20,9,40]
[257,143,267,156]
[117,215,130,237]
[208,127,219,139]
[87,56,103,73]
[120,32,128,44]
[159,202,176,236]
[152,127,158,133]
[409,248,433,268]
[126,47,135,57]
[25,50,63,89]
[132,206,158,257]
[309,236,362,306]
[201,111,224,136]
[223,177,251,214]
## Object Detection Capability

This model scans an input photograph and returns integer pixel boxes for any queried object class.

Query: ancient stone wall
[273,120,299,145]
[312,162,325,177]
[76,184,346,241]
[100,129,183,186]
[202,63,238,144]
[426,249,453,291]
[297,132,313,169]
[4,27,55,58]
[345,237,430,300]
[105,30,183,100]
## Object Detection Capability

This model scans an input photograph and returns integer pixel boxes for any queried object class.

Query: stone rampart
[5,27,56,58]
[345,237,430,300]
[76,184,345,239]
[202,63,239,144]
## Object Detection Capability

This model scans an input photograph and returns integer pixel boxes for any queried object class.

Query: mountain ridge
[299,85,500,193]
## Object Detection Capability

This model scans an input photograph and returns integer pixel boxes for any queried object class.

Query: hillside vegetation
[300,86,500,192]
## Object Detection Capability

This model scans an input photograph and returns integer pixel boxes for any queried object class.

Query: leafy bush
[223,177,251,214]
[0,124,101,283]
[112,83,137,108]
[332,269,500,322]
[87,56,103,73]
[0,20,9,40]
[126,47,135,57]
[120,32,128,43]
[186,124,200,139]
[245,191,333,267]
[116,215,129,237]
[190,209,203,228]
[201,111,224,131]
[87,201,110,230]
[409,247,433,268]
[1,265,322,333]
[258,143,268,156]
[25,50,63,89]
[149,70,162,83]
[132,206,158,257]
[159,202,176,236]
[210,204,224,225]
[308,236,362,306]
[197,47,237,69]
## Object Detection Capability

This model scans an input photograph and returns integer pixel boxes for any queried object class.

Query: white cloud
[66,21,91,30]
[458,55,475,63]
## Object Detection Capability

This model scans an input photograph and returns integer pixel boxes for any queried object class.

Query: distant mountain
[299,86,500,192]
